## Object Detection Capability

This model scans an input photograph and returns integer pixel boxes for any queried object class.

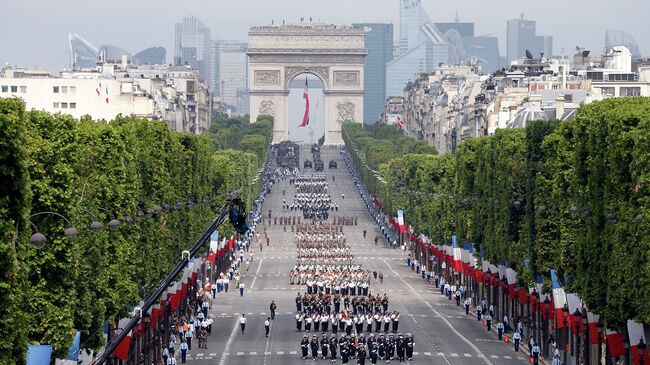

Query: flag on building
[114,318,132,361]
[550,269,567,328]
[96,81,102,96]
[105,84,110,104]
[397,210,406,233]
[607,329,625,358]
[300,77,310,127]
[396,115,404,129]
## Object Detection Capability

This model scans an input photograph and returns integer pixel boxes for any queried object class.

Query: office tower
[133,47,166,65]
[434,22,474,37]
[606,30,641,59]
[215,40,249,114]
[353,23,394,123]
[174,16,211,82]
[507,14,537,63]
[536,35,553,58]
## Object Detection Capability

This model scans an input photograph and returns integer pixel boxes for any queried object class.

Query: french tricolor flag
[105,84,110,104]
[299,77,309,127]
[550,269,567,328]
[96,81,102,96]
[397,210,406,233]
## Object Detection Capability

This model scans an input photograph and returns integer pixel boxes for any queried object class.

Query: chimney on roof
[555,94,565,120]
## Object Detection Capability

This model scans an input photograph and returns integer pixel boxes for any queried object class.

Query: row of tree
[0,100,272,364]
[343,97,650,330]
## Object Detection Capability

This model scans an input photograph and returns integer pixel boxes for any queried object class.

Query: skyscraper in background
[69,33,99,70]
[507,14,552,63]
[214,40,249,115]
[174,16,211,83]
[353,23,393,123]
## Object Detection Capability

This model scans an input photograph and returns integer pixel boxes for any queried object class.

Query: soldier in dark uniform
[349,335,357,358]
[321,334,329,359]
[396,334,405,362]
[405,334,414,361]
[329,336,338,363]
[357,343,367,365]
[378,335,386,360]
[341,339,350,364]
[386,334,396,362]
[332,316,339,334]
[301,335,309,359]
[311,335,319,361]
[370,340,379,364]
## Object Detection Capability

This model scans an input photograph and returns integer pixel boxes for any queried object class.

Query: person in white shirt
[239,282,245,296]
[179,340,189,364]
[224,277,230,292]
[240,314,247,334]
[265,317,271,337]
[513,331,521,351]
[166,355,177,365]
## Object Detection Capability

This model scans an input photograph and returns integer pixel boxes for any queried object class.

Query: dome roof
[506,107,548,129]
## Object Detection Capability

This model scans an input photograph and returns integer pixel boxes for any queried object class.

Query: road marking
[237,352,245,356]
[265,352,271,355]
[250,351,257,355]
[413,352,420,355]
[464,353,472,357]
[437,352,445,356]
[503,355,512,359]
[195,353,204,356]
[382,258,493,365]
[249,258,263,292]
[490,355,499,358]
[423,352,432,356]
[209,353,216,356]
[218,318,241,365]
[289,351,297,355]
[450,353,458,357]
[277,351,285,355]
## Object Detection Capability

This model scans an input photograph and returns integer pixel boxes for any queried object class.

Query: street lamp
[28,212,79,248]
[573,308,582,365]
[563,304,569,365]
[639,338,646,365]
[97,207,120,231]
[542,296,551,357]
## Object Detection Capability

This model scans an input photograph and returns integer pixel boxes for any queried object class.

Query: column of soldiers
[290,174,414,363]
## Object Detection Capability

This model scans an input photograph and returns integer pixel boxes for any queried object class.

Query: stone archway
[247,22,367,145]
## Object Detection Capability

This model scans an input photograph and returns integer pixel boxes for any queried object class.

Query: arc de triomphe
[247,23,367,145]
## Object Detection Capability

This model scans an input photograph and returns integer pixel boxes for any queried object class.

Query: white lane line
[218,318,241,365]
[277,351,285,355]
[450,353,459,357]
[250,351,257,355]
[249,258,263,292]
[464,353,472,357]
[490,355,499,358]
[382,258,493,365]
[237,352,245,355]
[289,351,297,355]
[423,352,432,356]
[209,353,217,356]
[503,355,512,359]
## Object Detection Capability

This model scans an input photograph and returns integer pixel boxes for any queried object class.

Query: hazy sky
[1,0,647,72]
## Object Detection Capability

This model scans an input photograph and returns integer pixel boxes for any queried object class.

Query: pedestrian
[166,355,177,365]
[531,342,541,365]
[179,340,188,364]
[239,282,245,296]
[513,330,521,351]
[270,300,277,320]
[485,313,492,331]
[240,314,247,334]
[202,299,209,318]
[162,347,169,365]
[496,321,504,340]
[265,317,271,337]
[464,298,471,315]
[224,277,230,292]
[184,323,193,350]
[476,304,483,321]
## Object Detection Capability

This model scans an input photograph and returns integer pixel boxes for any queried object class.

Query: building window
[53,102,60,108]
[61,102,68,109]
[10,86,17,93]
[20,86,27,93]
[70,102,77,109]
[69,86,76,94]
[620,87,641,97]
[53,86,59,93]
[600,87,616,97]
[1,86,7,92]
[61,86,68,93]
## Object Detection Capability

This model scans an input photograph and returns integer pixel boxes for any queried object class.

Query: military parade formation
[287,172,414,363]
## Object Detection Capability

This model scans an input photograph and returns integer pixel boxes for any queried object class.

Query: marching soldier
[496,320,504,340]
[357,343,367,365]
[301,335,309,359]
[396,334,405,362]
[391,312,400,333]
[296,312,303,332]
[405,334,414,361]
[386,334,396,362]
[378,334,386,360]
[370,339,379,364]
[321,334,329,359]
[329,336,338,363]
[311,335,319,361]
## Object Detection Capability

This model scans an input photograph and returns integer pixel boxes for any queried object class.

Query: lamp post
[596,319,604,365]
[639,338,646,365]
[573,308,582,365]
[28,212,79,248]
[563,304,569,365]
[582,310,589,365]
[542,296,551,357]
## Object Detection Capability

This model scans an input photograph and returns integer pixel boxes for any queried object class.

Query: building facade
[507,15,537,62]
[214,40,249,115]
[0,63,212,133]
[353,23,393,123]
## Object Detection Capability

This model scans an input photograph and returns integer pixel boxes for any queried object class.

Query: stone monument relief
[254,70,280,85]
[258,100,275,117]
[336,101,356,124]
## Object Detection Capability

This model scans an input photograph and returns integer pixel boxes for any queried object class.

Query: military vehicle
[329,160,337,169]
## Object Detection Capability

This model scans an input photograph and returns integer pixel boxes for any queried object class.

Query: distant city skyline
[1,0,647,72]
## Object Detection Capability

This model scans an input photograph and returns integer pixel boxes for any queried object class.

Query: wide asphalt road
[184,145,532,365]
